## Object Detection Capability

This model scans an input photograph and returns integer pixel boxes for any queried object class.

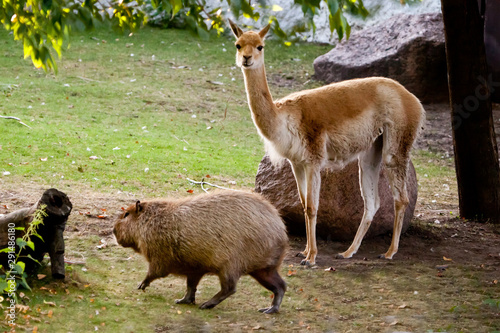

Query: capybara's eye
[257,46,263,51]
[236,44,241,50]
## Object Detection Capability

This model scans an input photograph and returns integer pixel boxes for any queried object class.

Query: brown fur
[113,190,288,313]
[228,20,426,265]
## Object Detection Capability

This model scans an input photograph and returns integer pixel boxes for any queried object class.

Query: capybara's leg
[176,273,204,304]
[250,268,287,314]
[138,264,166,291]
[199,274,238,310]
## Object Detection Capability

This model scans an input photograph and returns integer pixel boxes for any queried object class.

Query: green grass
[0,27,329,195]
[1,27,499,333]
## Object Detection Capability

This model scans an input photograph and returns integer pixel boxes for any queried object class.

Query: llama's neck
[241,66,280,141]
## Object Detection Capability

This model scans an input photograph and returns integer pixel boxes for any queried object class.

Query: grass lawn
[1,27,499,333]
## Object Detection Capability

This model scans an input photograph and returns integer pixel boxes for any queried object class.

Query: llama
[228,20,425,265]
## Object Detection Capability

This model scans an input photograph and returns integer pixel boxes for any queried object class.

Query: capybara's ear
[228,19,243,38]
[135,200,143,214]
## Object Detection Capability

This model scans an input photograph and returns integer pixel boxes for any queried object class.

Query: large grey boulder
[255,156,418,241]
[313,12,447,103]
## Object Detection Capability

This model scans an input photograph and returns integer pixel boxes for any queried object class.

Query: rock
[313,12,448,103]
[254,156,418,241]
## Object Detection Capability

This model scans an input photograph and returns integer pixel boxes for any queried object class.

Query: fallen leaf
[37,274,46,280]
[287,269,297,277]
[324,267,336,272]
[443,256,453,261]
[177,310,182,314]
[398,304,408,309]
[388,320,398,326]
[47,310,53,318]
[187,190,194,193]
[90,298,95,303]
[40,157,48,161]
[43,301,56,307]
[205,174,211,178]
[89,156,98,160]
[97,215,107,219]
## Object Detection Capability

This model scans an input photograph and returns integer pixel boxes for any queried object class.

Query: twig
[186,178,238,192]
[0,115,32,129]
[172,135,190,145]
[77,76,104,83]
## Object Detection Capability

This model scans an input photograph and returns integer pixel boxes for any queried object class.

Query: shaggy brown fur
[113,190,288,314]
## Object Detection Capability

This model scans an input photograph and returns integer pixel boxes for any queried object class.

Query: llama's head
[228,19,270,70]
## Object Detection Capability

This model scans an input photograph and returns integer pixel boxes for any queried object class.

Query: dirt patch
[416,102,500,155]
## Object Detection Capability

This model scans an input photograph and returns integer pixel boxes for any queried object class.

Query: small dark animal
[113,190,288,314]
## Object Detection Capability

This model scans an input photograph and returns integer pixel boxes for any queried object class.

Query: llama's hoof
[295,252,306,258]
[335,253,345,259]
[378,254,393,259]
[300,259,314,266]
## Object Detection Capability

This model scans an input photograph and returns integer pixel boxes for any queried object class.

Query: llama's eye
[257,45,263,51]
[236,44,241,50]
[124,212,129,218]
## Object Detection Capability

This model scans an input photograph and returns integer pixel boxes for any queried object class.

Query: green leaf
[26,254,41,265]
[26,241,35,251]
[170,0,182,16]
[0,281,8,292]
[326,0,338,16]
[15,262,25,274]
[16,238,28,249]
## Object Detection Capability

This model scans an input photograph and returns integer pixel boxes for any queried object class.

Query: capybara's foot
[258,306,279,314]
[137,280,150,291]
[175,297,195,305]
[199,301,216,310]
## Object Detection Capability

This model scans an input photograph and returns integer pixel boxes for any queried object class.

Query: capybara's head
[113,200,144,252]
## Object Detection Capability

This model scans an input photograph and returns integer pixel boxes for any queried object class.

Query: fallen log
[0,188,72,279]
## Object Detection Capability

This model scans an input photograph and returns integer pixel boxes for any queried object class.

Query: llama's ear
[228,19,243,38]
[135,200,143,213]
[259,23,271,38]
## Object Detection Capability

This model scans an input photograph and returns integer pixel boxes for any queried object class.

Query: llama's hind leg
[337,137,383,259]
[380,162,409,259]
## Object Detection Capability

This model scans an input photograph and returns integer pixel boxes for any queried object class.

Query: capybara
[113,190,288,313]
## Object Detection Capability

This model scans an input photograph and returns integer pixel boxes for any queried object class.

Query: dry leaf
[324,267,336,272]
[187,190,194,193]
[47,310,53,318]
[443,256,453,261]
[43,301,56,307]
[287,269,297,277]
[398,304,408,309]
[37,274,46,280]
[388,320,398,326]
[40,157,48,161]
[90,298,95,303]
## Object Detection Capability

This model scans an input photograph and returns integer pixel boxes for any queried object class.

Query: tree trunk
[0,188,72,278]
[441,0,500,223]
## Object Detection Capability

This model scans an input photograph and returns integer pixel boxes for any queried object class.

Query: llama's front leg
[290,162,310,258]
[301,166,321,266]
